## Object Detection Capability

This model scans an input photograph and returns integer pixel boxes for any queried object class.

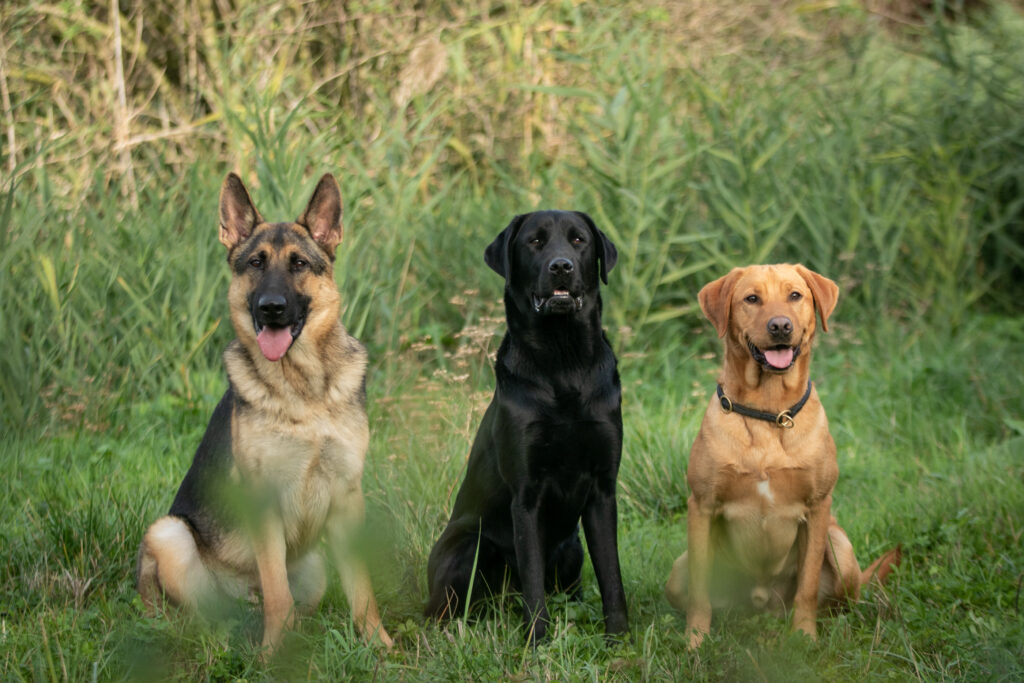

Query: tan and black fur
[136,173,392,654]
[664,264,900,649]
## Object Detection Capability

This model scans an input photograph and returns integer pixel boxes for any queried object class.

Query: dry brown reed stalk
[0,24,16,175]
[3,1,986,203]
[109,0,137,209]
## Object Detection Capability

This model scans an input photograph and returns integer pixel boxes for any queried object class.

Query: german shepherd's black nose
[258,293,287,321]
[548,257,574,274]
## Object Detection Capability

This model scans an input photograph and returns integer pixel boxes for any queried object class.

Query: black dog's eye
[571,234,586,245]
[745,294,760,304]
[789,291,803,301]
[528,236,543,247]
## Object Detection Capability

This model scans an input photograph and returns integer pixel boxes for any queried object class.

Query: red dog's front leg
[686,495,714,649]
[792,493,832,638]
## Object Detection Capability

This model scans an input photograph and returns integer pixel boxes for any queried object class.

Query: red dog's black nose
[548,257,574,274]
[767,316,793,339]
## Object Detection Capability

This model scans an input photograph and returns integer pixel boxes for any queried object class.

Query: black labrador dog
[425,210,628,642]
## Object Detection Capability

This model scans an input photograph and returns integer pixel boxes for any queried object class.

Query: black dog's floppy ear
[574,211,618,284]
[484,214,529,280]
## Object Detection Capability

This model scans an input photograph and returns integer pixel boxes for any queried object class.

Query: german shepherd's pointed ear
[485,213,529,281]
[698,267,745,338]
[297,174,344,258]
[219,173,264,251]
[573,211,618,285]
[794,264,839,333]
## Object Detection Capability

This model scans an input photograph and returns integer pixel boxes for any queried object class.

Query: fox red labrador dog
[665,264,900,648]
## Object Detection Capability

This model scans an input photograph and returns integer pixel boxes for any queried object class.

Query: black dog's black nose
[258,293,287,319]
[767,316,793,339]
[548,257,574,274]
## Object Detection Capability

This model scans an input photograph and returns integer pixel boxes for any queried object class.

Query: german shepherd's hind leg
[325,488,393,647]
[136,516,223,614]
[288,550,327,616]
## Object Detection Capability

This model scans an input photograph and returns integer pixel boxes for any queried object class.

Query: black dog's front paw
[604,611,629,639]
[524,619,549,647]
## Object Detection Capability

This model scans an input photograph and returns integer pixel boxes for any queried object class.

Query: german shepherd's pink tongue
[257,327,293,361]
[763,347,794,369]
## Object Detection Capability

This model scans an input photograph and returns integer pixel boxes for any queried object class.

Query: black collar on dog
[716,380,813,429]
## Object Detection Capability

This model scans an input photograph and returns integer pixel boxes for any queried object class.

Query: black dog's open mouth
[532,289,584,314]
[748,339,800,372]
[253,317,305,362]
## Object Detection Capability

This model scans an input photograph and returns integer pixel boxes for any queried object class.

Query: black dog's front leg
[511,494,549,643]
[582,483,628,636]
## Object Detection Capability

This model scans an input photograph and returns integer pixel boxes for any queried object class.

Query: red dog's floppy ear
[297,174,344,258]
[484,214,529,282]
[698,267,745,338]
[219,173,263,252]
[794,264,839,332]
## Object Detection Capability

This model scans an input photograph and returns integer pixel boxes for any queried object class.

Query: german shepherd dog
[136,173,392,654]
[425,211,628,643]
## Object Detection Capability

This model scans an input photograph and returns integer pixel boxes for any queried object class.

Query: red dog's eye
[790,291,803,301]
[745,294,760,304]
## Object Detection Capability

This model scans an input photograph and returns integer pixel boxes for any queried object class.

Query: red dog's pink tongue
[257,327,293,361]
[764,347,794,369]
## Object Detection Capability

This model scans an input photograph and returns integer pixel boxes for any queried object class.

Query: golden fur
[664,264,899,648]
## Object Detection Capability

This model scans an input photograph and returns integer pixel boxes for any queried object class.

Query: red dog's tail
[861,545,902,586]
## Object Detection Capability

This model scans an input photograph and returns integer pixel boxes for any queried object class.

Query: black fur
[167,387,236,549]
[425,211,627,642]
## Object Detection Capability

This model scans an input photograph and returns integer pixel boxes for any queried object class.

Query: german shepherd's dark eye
[291,255,309,272]
[248,255,264,270]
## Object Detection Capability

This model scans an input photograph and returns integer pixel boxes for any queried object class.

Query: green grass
[2,1,1024,680]
[4,319,1023,680]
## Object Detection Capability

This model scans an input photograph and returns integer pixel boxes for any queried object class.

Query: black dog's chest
[526,416,612,471]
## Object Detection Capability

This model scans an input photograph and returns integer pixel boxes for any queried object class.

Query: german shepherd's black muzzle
[248,269,310,362]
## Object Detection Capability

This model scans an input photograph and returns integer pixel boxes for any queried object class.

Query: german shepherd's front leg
[253,514,294,655]
[325,486,393,648]
[792,493,832,638]
[511,494,549,643]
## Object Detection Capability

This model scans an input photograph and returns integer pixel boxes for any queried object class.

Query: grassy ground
[2,1,1023,680]
[4,317,1023,680]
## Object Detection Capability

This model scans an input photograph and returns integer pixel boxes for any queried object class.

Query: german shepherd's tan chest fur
[222,329,369,566]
